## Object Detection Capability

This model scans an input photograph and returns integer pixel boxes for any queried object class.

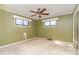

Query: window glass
[15,18,22,25]
[50,20,56,26]
[44,20,56,26]
[44,21,50,26]
[23,20,29,26]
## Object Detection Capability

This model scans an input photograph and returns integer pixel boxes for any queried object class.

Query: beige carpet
[0,38,76,55]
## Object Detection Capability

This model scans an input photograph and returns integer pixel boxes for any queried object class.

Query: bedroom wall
[36,14,73,42]
[0,8,73,46]
[0,9,36,46]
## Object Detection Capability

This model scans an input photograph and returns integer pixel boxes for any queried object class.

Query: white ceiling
[0,4,76,20]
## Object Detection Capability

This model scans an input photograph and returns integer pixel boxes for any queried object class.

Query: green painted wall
[36,14,73,42]
[0,9,36,46]
[0,9,73,46]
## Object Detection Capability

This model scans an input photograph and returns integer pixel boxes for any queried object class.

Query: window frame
[50,20,57,26]
[22,20,29,26]
[14,18,30,27]
[44,20,57,27]
[15,18,23,26]
[44,21,50,26]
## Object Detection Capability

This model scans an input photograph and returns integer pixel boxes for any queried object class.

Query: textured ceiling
[0,4,76,20]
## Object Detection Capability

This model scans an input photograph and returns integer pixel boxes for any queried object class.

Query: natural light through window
[50,20,56,25]
[43,18,58,27]
[13,15,31,27]
[44,20,57,26]
[15,19,22,25]
[23,20,29,26]
[44,21,50,26]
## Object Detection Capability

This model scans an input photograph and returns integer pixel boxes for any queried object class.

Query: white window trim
[13,15,31,27]
[42,18,59,22]
[43,21,57,28]
[14,19,30,27]
[13,15,32,22]
[42,18,58,27]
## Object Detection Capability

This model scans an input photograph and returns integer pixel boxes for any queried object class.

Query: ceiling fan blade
[30,10,37,13]
[41,13,49,15]
[40,8,46,13]
[30,14,38,17]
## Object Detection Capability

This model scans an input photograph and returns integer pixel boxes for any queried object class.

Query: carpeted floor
[0,38,76,55]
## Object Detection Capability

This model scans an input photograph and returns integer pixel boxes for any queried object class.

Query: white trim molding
[0,40,27,49]
[0,38,36,49]
[73,5,78,47]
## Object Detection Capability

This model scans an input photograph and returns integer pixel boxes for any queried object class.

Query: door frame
[73,5,78,48]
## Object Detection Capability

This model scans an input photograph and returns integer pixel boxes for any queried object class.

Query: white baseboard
[0,37,36,49]
[0,40,27,49]
[0,37,74,49]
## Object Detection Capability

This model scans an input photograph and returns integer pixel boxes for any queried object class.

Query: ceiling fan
[30,8,49,18]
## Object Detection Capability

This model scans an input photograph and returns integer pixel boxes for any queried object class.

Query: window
[44,20,57,26]
[15,19,29,27]
[15,18,22,25]
[44,21,50,26]
[43,18,58,27]
[50,20,56,26]
[13,15,32,27]
[23,20,29,26]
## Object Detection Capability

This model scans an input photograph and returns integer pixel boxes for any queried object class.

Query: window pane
[50,21,56,25]
[44,21,50,26]
[15,19,22,25]
[23,20,29,26]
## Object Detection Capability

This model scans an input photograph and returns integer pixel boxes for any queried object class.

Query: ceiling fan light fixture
[30,8,49,18]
